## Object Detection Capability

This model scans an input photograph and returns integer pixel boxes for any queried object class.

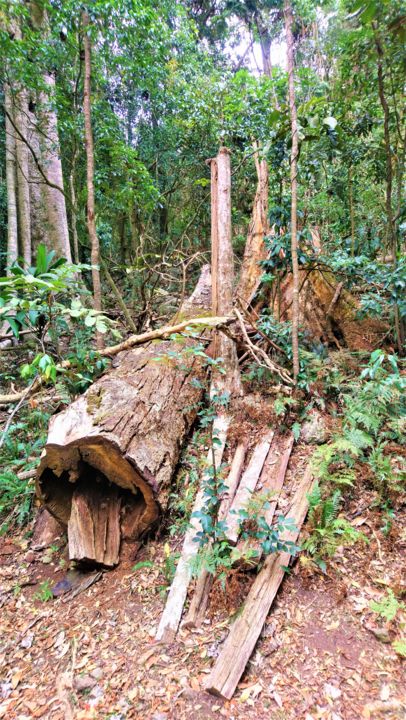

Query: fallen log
[156,413,230,642]
[204,464,315,700]
[36,266,215,567]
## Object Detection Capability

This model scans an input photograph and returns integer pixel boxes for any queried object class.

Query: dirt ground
[0,492,405,720]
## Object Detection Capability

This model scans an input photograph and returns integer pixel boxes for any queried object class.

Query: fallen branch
[0,314,234,405]
[234,308,293,385]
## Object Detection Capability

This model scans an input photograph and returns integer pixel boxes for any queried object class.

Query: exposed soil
[0,491,405,720]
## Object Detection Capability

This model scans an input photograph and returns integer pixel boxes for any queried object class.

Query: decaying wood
[237,149,271,308]
[0,313,233,406]
[36,267,214,551]
[272,268,388,352]
[184,440,248,628]
[237,432,294,565]
[31,507,64,551]
[210,147,242,397]
[225,430,274,545]
[205,464,315,700]
[156,414,230,642]
[68,483,121,568]
[218,441,248,522]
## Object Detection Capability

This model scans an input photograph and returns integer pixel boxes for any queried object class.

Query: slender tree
[82,9,103,348]
[284,0,300,381]
[4,85,18,271]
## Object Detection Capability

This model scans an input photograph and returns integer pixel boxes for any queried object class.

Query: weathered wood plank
[204,464,314,700]
[224,431,274,545]
[184,440,248,628]
[237,432,294,564]
[156,414,230,642]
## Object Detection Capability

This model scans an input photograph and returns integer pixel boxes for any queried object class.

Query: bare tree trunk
[211,147,242,396]
[69,170,80,265]
[14,89,32,267]
[284,0,300,380]
[237,149,270,307]
[82,10,103,349]
[4,85,18,271]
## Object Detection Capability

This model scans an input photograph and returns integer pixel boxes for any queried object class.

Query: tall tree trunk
[38,72,72,261]
[211,147,242,396]
[69,153,80,265]
[82,10,103,349]
[14,89,32,267]
[28,0,71,261]
[373,28,403,354]
[4,85,18,271]
[284,0,300,381]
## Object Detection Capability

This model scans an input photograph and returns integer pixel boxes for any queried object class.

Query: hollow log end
[36,436,160,538]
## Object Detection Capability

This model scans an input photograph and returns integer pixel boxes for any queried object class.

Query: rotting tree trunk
[285,0,300,380]
[36,266,213,566]
[237,149,271,308]
[82,10,102,348]
[4,85,18,270]
[211,147,242,397]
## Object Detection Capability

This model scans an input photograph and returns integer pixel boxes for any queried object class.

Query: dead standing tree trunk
[156,147,242,640]
[36,266,213,567]
[237,148,271,308]
[211,147,242,397]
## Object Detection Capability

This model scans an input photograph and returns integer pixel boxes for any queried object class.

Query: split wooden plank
[184,440,248,628]
[224,430,274,545]
[218,440,248,523]
[237,432,294,564]
[68,483,121,568]
[204,464,314,700]
[156,414,230,642]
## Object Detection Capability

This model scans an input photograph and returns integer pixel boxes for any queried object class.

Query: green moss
[86,388,104,414]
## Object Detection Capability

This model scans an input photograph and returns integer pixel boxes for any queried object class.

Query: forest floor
[0,486,405,720]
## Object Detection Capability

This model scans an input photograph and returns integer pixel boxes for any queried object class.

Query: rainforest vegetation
[0,1,405,718]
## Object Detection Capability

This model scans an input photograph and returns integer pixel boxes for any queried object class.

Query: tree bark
[82,10,103,348]
[211,147,242,397]
[29,0,71,260]
[14,88,32,266]
[36,266,213,547]
[237,149,271,307]
[284,0,300,380]
[4,85,18,270]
